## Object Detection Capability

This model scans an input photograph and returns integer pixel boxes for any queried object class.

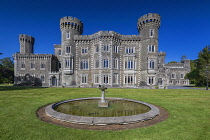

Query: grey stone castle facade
[13,13,190,88]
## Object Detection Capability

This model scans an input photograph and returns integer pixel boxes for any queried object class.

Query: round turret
[137,13,160,31]
[137,13,161,39]
[60,16,83,34]
[19,34,35,54]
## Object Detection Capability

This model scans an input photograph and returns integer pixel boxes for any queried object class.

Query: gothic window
[58,50,61,55]
[103,75,109,84]
[81,75,87,83]
[95,60,99,68]
[180,74,184,79]
[149,61,155,69]
[20,61,25,69]
[66,31,70,39]
[171,73,176,79]
[113,58,118,69]
[150,29,154,37]
[103,45,109,51]
[148,77,154,85]
[65,59,70,68]
[81,48,88,54]
[41,75,45,83]
[94,74,99,84]
[40,62,45,69]
[30,62,35,69]
[158,78,163,85]
[125,47,135,54]
[148,45,155,52]
[103,59,109,68]
[80,60,88,69]
[128,60,133,69]
[65,46,71,53]
[95,46,99,52]
[124,74,135,84]
[125,58,135,69]
[113,46,118,53]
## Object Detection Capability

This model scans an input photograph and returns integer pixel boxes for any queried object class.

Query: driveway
[167,86,206,90]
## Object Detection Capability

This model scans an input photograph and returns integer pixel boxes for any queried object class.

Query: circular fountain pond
[45,97,159,125]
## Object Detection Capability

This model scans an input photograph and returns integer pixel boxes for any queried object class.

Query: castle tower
[137,13,160,40]
[19,34,35,54]
[60,17,83,86]
[60,16,83,41]
[158,52,166,66]
[137,13,161,87]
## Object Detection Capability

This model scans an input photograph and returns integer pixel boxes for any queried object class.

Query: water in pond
[54,99,151,117]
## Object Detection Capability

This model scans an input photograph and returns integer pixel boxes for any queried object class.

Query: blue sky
[0,0,209,63]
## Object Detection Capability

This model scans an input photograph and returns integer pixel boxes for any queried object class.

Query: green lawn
[0,83,13,86]
[0,87,209,140]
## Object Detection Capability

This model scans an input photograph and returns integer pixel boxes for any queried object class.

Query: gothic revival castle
[13,13,190,88]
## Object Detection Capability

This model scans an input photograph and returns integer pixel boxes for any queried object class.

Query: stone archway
[158,78,163,86]
[51,76,57,86]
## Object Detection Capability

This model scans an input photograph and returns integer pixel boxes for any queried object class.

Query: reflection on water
[54,99,151,117]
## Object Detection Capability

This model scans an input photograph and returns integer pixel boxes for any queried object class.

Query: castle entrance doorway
[52,77,57,86]
[158,78,163,85]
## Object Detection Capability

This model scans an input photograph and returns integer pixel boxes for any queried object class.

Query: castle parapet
[60,16,83,34]
[137,13,161,31]
[13,54,53,59]
[74,31,141,41]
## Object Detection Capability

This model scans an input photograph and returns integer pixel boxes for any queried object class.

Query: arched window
[180,74,184,79]
[158,78,162,85]
[171,73,176,79]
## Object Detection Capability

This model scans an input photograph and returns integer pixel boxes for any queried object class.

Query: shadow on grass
[0,86,48,91]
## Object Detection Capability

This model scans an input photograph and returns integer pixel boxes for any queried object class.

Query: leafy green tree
[196,47,210,86]
[0,57,14,83]
[0,57,14,68]
[168,61,177,64]
[186,46,210,86]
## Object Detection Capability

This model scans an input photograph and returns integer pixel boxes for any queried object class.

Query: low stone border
[37,104,168,131]
[45,97,159,125]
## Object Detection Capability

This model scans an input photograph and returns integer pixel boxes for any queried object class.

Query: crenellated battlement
[137,13,161,31]
[19,34,35,44]
[54,44,61,48]
[158,52,166,56]
[13,53,53,59]
[60,16,83,34]
[74,31,141,41]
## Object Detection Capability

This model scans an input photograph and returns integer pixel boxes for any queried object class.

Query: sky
[0,0,209,63]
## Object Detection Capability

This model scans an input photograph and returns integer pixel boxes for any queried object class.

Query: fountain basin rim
[45,97,159,125]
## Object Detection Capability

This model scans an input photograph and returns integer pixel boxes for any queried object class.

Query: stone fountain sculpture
[98,85,109,107]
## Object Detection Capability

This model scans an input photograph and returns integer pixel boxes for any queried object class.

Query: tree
[0,57,14,83]
[186,46,210,86]
[168,61,177,64]
[0,57,14,68]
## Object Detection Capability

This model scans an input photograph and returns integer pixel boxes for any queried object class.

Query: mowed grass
[0,87,210,140]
